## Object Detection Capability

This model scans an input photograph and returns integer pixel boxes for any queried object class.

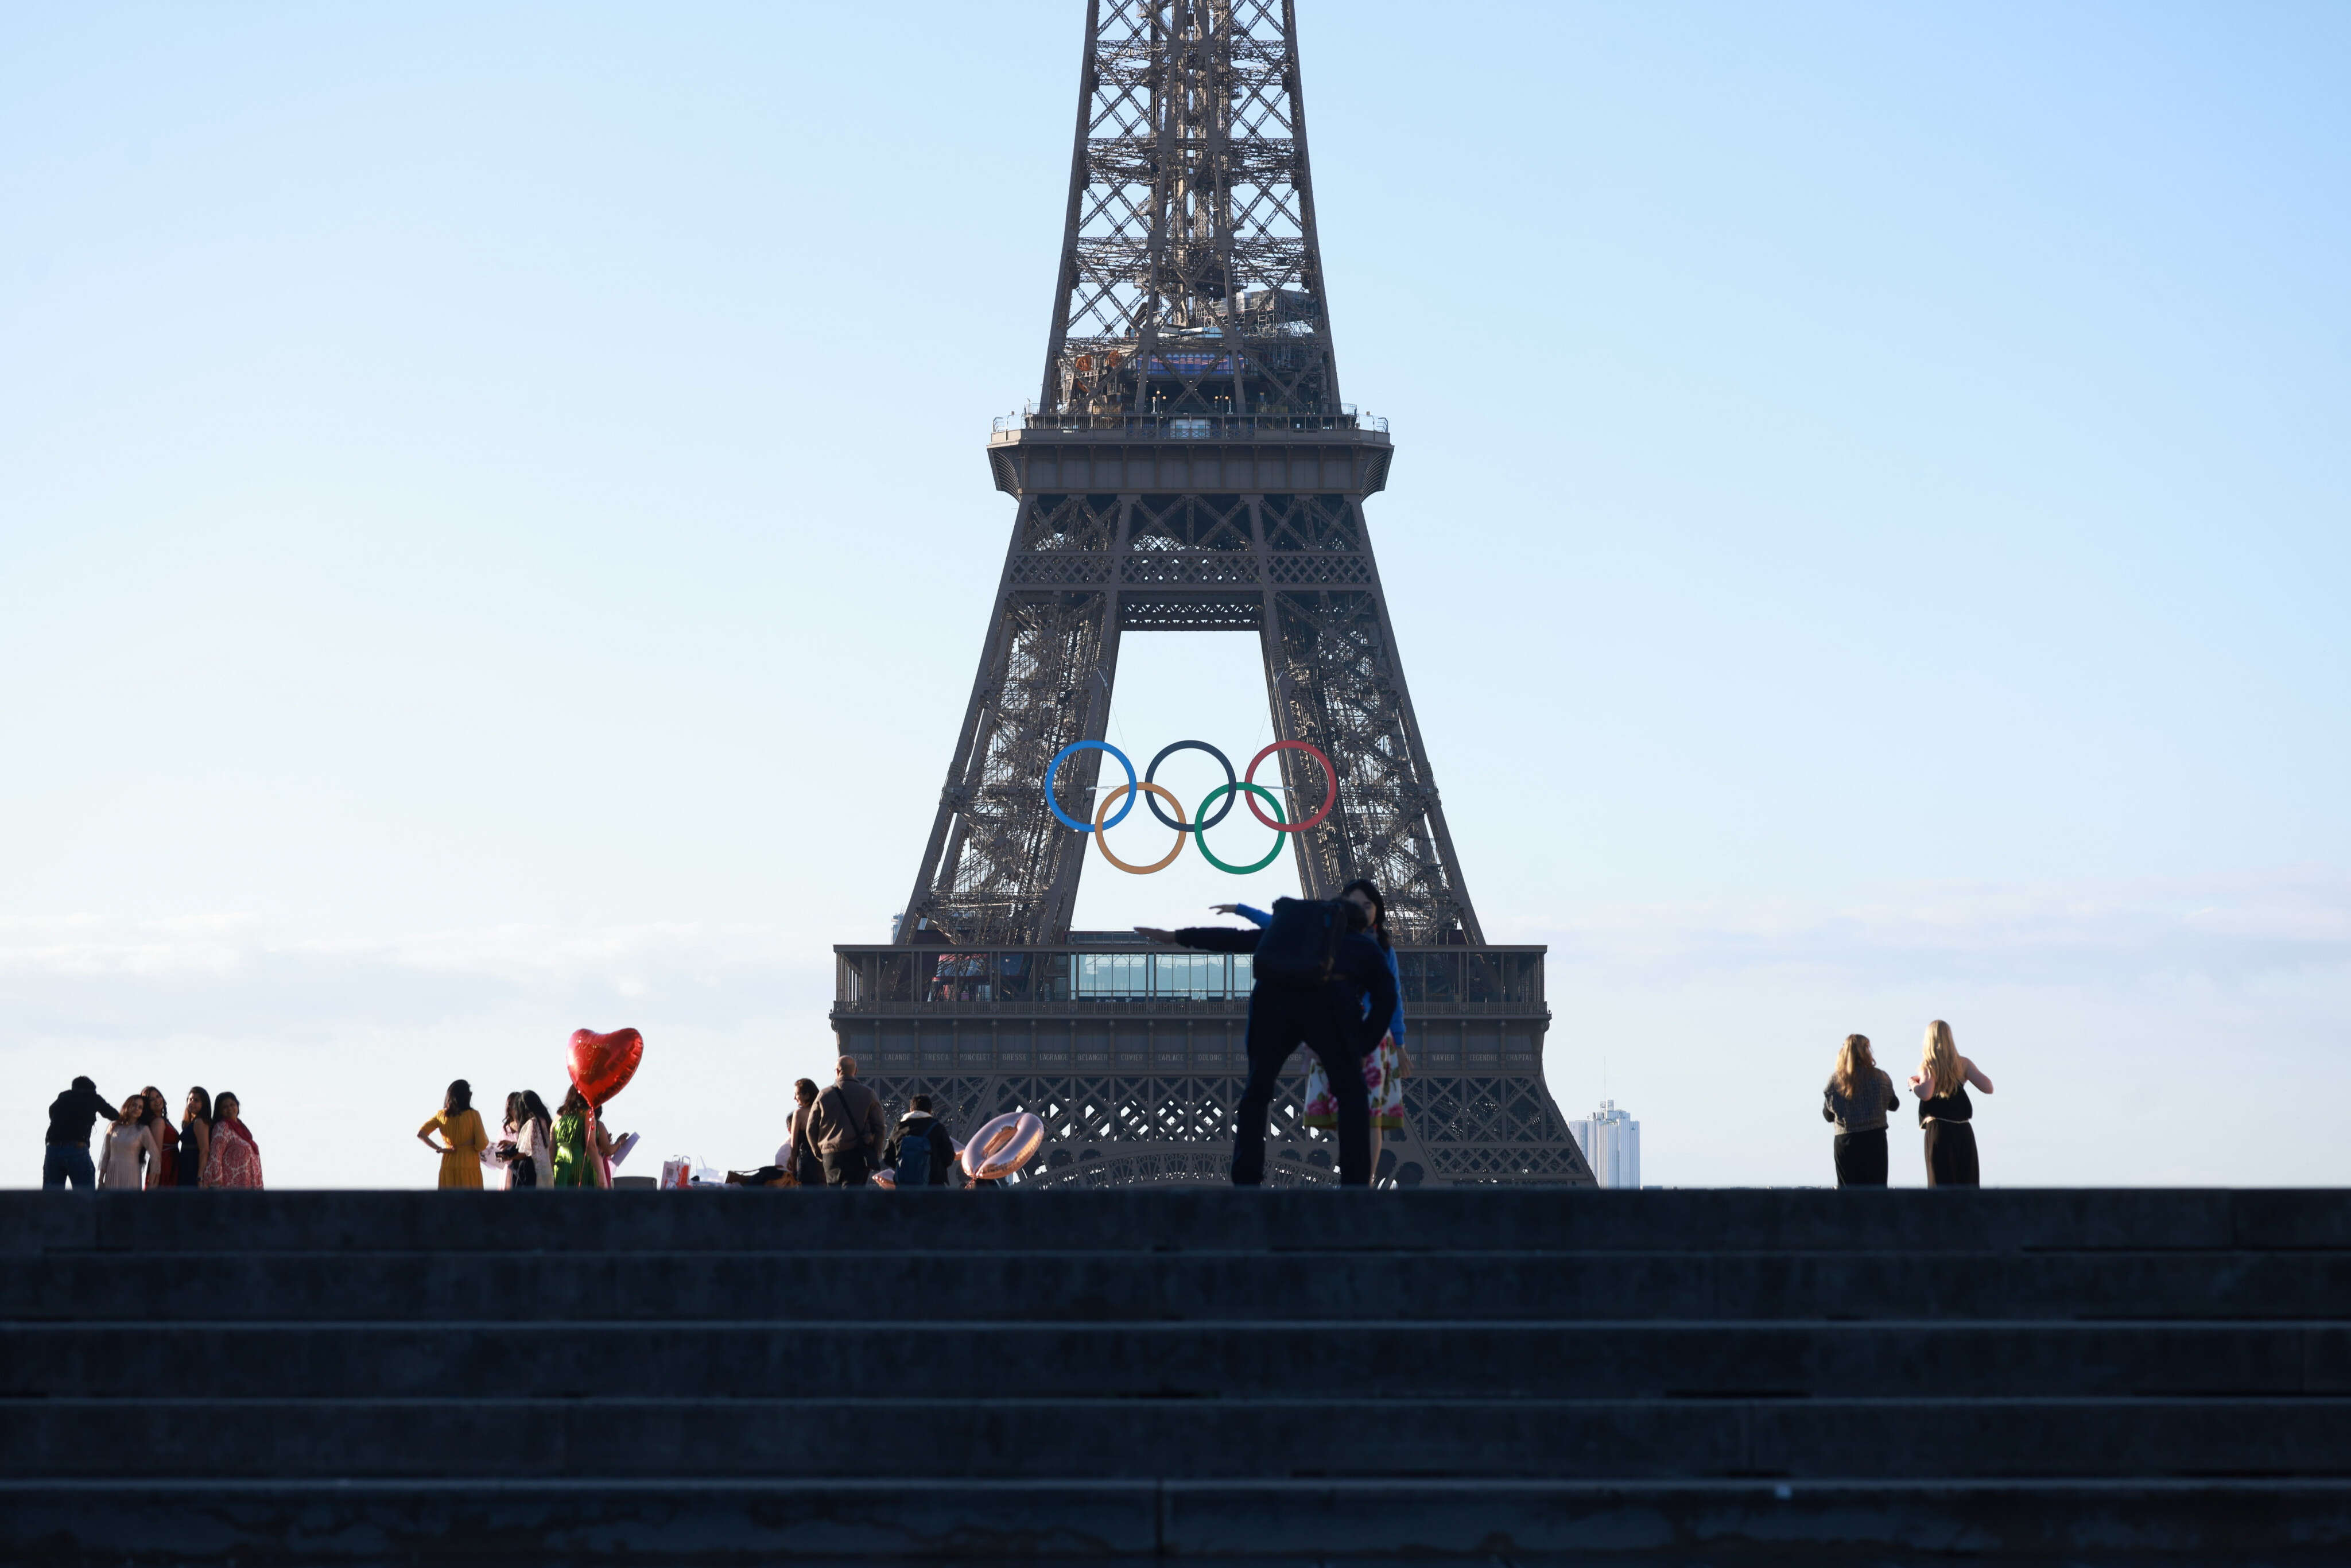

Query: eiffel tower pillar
[832,0,1593,1188]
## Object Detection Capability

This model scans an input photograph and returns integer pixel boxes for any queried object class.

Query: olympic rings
[1193,782,1287,875]
[1145,740,1236,831]
[1244,740,1337,834]
[1094,782,1189,875]
[1045,740,1138,833]
[1044,738,1337,873]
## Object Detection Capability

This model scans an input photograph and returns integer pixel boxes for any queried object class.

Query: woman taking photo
[98,1094,159,1189]
[492,1090,553,1189]
[1910,1019,1994,1187]
[177,1088,211,1188]
[1821,1034,1898,1187]
[417,1080,488,1190]
[201,1093,263,1188]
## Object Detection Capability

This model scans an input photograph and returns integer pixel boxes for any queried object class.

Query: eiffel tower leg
[1256,496,1480,945]
[895,492,1128,946]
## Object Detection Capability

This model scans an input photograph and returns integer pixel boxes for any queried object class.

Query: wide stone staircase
[3,1187,2349,1564]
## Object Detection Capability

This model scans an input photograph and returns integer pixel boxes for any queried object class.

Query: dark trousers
[1925,1119,1980,1187]
[1233,984,1371,1187]
[822,1146,871,1187]
[1832,1127,1888,1187]
[41,1145,95,1191]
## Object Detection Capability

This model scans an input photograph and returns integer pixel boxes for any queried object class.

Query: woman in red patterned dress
[201,1091,264,1189]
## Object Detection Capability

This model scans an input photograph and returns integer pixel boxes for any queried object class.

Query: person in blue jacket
[1216,880,1410,1180]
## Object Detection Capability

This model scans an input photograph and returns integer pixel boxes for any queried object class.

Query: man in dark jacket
[805,1057,886,1186]
[44,1076,114,1190]
[1138,902,1397,1187]
[884,1095,960,1187]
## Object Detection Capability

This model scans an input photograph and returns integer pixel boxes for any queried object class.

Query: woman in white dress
[97,1096,159,1189]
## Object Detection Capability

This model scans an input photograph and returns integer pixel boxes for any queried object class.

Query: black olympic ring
[1144,741,1238,832]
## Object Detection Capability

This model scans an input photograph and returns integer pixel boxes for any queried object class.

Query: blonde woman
[1908,1020,1993,1186]
[1820,1034,1897,1187]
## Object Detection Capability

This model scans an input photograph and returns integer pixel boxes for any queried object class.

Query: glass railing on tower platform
[833,942,1542,1014]
[990,407,1388,439]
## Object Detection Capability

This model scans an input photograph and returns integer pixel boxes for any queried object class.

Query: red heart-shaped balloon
[568,1027,643,1107]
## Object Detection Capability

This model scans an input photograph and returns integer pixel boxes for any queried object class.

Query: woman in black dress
[177,1087,211,1189]
[1908,1019,1993,1186]
[1821,1034,1897,1187]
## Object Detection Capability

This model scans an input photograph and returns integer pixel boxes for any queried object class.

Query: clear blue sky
[4,3,2346,1186]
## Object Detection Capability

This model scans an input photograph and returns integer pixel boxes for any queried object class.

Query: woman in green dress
[551,1084,609,1189]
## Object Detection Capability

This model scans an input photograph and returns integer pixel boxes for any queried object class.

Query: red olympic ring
[1243,741,1336,833]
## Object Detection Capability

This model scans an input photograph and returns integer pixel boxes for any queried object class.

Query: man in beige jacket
[806,1056,886,1186]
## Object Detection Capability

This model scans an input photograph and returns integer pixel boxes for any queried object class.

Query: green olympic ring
[1189,781,1288,875]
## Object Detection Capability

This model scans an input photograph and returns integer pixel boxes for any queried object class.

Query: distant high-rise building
[1569,1101,1641,1188]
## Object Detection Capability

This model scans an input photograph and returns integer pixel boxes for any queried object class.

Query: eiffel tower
[831,0,1593,1188]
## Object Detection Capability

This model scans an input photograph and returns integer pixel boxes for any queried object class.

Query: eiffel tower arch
[832,0,1593,1189]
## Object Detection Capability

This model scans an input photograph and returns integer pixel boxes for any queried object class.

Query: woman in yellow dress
[417,1079,488,1189]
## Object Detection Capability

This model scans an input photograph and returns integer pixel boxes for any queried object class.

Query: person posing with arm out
[1908,1019,1993,1188]
[1139,896,1398,1187]
[1225,883,1412,1182]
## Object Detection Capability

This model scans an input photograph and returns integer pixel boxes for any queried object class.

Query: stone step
[7,1476,2351,1566]
[10,1320,2348,1399]
[11,1247,2350,1322]
[11,1187,2350,1258]
[7,1396,2350,1480]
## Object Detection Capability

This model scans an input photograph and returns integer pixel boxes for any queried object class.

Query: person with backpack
[885,1095,960,1187]
[805,1056,886,1186]
[1217,879,1411,1182]
[1138,896,1397,1187]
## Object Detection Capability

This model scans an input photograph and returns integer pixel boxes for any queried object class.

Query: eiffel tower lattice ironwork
[830,0,1593,1188]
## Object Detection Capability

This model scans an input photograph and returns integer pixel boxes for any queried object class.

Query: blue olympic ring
[1045,740,1138,832]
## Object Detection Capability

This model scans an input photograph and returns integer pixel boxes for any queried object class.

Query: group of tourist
[44,881,1995,1198]
[41,1078,262,1190]
[739,1061,941,1187]
[1821,1020,1994,1187]
[418,1080,633,1189]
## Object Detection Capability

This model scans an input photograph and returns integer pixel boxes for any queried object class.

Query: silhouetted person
[1139,900,1396,1187]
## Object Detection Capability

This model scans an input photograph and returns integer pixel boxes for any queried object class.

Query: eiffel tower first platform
[831,0,1593,1189]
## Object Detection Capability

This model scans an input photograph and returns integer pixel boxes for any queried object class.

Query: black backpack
[1250,896,1352,987]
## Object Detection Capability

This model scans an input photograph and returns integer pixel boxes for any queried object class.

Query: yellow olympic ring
[1093,782,1188,874]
